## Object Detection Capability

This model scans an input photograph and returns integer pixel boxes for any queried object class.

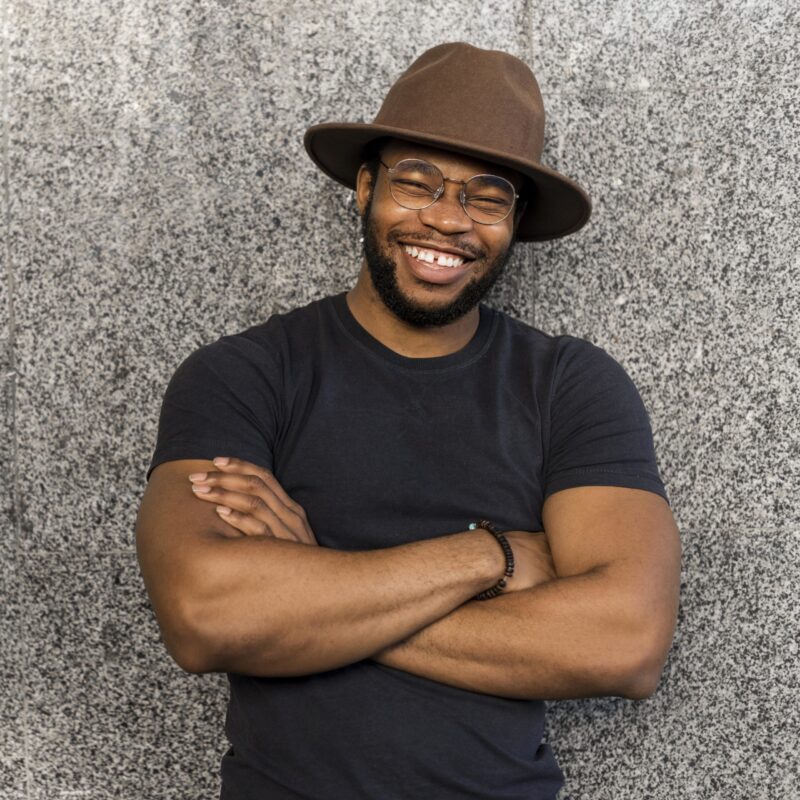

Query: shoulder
[550,335,632,388]
[490,306,620,378]
[175,294,329,375]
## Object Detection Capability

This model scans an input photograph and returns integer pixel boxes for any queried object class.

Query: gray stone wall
[1,1,797,798]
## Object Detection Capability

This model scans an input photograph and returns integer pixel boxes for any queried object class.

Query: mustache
[389,232,483,261]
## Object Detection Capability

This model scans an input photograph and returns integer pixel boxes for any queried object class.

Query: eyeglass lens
[387,159,515,224]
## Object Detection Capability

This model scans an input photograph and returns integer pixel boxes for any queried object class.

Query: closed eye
[395,179,435,191]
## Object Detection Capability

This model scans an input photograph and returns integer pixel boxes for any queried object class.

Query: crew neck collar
[331,291,496,373]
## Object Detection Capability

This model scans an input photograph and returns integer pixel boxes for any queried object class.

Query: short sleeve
[543,338,670,506]
[145,331,283,482]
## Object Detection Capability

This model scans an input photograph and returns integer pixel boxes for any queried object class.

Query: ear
[512,196,528,235]
[355,163,374,217]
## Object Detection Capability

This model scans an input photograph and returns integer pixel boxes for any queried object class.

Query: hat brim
[304,122,592,242]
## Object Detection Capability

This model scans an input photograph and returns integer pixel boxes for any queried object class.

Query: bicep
[542,485,681,641]
[135,459,241,667]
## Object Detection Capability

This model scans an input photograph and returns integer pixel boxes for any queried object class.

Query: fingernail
[214,457,229,466]
[192,484,211,493]
[216,506,231,515]
[188,473,207,481]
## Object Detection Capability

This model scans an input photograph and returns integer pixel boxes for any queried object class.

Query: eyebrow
[389,153,517,183]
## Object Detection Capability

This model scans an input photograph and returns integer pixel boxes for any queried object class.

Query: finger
[216,504,312,545]
[214,505,276,538]
[193,475,308,542]
[192,485,301,542]
[189,472,310,539]
[211,457,310,520]
[207,457,315,542]
[193,466,295,528]
[215,505,311,545]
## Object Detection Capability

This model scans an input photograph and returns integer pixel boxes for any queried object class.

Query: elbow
[160,595,219,675]
[615,626,674,700]
[172,644,214,675]
[611,585,679,700]
[171,588,284,675]
[151,621,214,674]
[592,653,662,701]
[618,658,664,700]
[140,587,216,673]
[172,619,218,674]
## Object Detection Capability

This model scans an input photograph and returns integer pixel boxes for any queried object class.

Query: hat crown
[373,43,545,164]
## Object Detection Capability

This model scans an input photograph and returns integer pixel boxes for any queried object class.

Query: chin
[360,201,512,328]
[368,251,503,328]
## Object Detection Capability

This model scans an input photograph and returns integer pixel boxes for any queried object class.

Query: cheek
[484,231,513,258]
[374,208,420,240]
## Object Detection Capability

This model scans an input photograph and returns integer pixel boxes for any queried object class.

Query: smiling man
[136,43,681,800]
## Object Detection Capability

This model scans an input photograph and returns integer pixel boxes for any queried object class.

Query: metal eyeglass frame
[378,157,519,225]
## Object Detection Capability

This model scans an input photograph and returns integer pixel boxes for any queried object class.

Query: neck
[346,266,480,359]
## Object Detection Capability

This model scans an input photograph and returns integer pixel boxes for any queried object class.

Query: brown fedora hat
[304,42,591,242]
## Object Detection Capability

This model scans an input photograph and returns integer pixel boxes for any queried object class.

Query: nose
[417,184,474,235]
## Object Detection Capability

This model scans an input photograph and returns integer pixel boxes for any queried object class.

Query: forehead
[380,138,523,190]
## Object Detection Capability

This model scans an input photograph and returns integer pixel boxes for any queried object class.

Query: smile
[402,244,466,269]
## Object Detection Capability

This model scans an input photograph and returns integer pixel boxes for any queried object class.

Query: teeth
[403,245,464,268]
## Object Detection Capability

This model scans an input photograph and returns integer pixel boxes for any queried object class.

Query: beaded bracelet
[468,519,515,600]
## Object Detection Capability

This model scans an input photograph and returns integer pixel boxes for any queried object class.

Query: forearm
[371,566,658,701]
[191,529,505,676]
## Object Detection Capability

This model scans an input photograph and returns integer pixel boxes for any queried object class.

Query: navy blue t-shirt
[146,290,669,799]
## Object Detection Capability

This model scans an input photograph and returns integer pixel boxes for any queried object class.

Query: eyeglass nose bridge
[426,178,470,217]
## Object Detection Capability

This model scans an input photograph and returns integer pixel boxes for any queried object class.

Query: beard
[360,191,515,328]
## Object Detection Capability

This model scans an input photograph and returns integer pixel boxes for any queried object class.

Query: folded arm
[140,459,679,700]
[371,486,682,701]
[136,459,509,676]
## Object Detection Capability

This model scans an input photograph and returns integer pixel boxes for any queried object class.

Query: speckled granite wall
[1,1,797,798]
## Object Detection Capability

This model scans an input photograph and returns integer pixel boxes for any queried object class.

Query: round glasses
[378,158,519,225]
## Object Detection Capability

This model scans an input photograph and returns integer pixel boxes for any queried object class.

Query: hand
[188,456,318,545]
[493,530,556,593]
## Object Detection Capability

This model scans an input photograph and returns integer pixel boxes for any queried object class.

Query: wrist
[468,520,515,600]
[463,526,508,589]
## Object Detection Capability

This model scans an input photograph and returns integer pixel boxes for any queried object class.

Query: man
[135,42,681,800]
